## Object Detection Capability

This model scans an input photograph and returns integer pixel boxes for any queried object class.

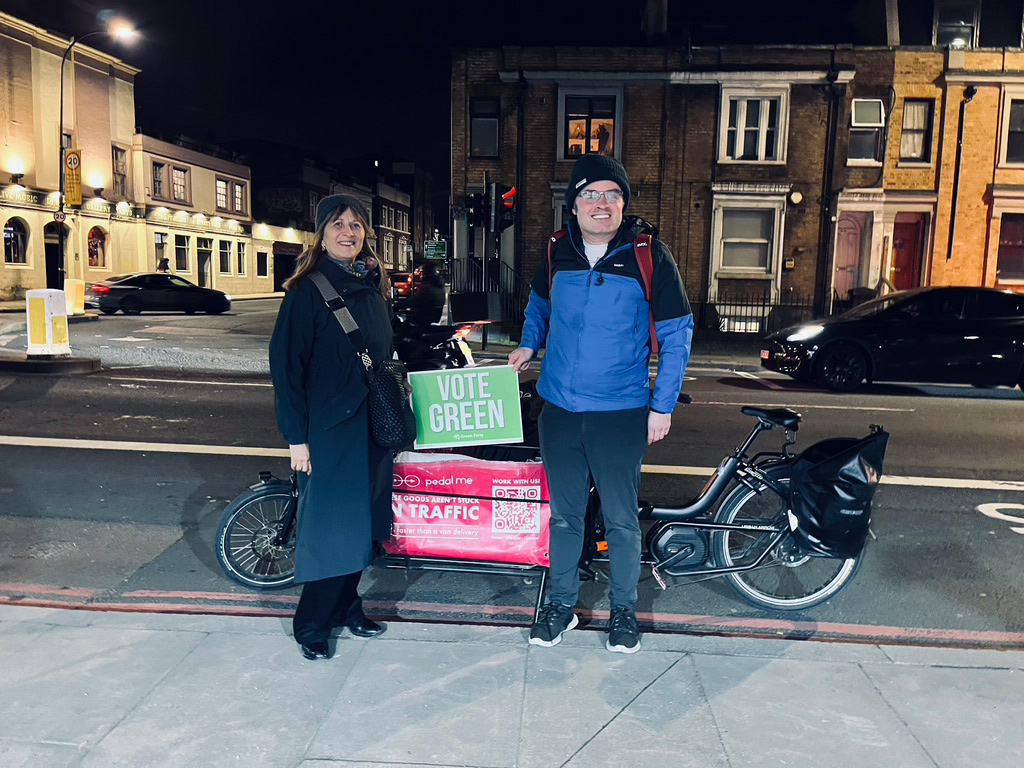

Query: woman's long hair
[283,205,390,297]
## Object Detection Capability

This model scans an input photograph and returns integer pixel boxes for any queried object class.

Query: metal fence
[448,258,531,329]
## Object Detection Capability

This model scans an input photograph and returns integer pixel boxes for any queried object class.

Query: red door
[890,215,924,291]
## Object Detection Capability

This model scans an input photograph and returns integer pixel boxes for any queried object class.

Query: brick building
[451,45,897,330]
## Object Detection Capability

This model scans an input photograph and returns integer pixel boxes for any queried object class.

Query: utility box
[449,291,503,323]
[25,289,71,357]
[63,278,86,315]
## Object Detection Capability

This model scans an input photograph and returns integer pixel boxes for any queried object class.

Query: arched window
[3,219,28,264]
[88,226,107,268]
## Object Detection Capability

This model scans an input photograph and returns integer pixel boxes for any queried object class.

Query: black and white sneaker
[606,607,641,654]
[529,602,579,647]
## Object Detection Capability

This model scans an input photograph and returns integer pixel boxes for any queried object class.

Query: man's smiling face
[573,180,624,245]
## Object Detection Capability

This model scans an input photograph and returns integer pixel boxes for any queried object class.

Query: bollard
[25,289,72,357]
[63,278,86,315]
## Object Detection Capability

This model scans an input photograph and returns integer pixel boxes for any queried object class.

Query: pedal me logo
[393,473,474,489]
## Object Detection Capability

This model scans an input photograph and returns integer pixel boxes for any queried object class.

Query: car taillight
[91,284,110,294]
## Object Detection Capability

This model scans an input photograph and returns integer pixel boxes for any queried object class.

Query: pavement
[1,603,1020,767]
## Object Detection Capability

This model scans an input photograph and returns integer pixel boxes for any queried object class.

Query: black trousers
[292,570,365,645]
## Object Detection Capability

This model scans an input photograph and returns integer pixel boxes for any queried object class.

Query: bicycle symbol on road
[977,503,1024,534]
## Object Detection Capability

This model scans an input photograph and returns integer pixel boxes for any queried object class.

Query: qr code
[492,485,542,534]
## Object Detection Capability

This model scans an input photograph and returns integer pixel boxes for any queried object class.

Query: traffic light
[488,182,516,232]
[464,192,488,227]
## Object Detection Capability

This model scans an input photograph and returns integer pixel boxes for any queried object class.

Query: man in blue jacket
[509,154,693,654]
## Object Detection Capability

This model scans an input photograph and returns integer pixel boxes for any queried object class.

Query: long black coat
[269,258,393,584]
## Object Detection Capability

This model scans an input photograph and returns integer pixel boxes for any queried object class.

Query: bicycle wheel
[711,474,861,610]
[215,489,297,589]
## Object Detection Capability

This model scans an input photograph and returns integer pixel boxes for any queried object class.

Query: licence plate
[457,339,475,366]
[760,349,770,360]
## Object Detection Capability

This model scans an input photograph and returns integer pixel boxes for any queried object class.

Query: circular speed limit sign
[65,154,80,170]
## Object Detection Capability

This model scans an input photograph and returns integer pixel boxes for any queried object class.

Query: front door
[890,215,925,291]
[833,214,865,302]
[43,222,66,289]
[197,248,212,288]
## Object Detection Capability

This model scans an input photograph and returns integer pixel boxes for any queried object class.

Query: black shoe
[606,607,641,654]
[346,616,387,638]
[299,641,331,660]
[529,602,578,647]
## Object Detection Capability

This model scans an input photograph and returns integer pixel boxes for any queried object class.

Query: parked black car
[86,273,231,316]
[761,286,1024,392]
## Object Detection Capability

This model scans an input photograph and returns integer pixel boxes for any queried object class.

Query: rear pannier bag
[787,428,889,559]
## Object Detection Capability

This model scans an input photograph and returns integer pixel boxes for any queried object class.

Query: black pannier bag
[787,426,889,559]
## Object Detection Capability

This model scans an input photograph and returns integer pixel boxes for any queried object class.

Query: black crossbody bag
[308,271,417,450]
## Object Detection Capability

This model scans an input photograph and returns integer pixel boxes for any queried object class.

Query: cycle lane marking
[2,434,1022,492]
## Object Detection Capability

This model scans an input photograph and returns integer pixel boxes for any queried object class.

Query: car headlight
[786,324,825,342]
[223,294,232,301]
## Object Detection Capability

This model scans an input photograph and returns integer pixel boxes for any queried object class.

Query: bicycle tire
[711,471,861,610]
[215,488,297,590]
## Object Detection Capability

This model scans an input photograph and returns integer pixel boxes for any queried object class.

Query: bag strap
[633,234,659,356]
[307,271,374,371]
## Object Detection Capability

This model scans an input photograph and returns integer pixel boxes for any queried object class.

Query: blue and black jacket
[520,216,693,414]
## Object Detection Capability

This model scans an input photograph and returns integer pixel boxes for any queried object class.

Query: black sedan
[86,273,231,316]
[761,286,1024,392]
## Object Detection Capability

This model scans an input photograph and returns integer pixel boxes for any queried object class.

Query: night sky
[5,0,886,199]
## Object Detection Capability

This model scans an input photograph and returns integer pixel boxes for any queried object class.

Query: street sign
[64,150,82,206]
[424,239,447,260]
[53,211,66,222]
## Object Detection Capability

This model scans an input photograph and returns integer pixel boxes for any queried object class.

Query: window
[216,179,229,210]
[899,100,933,161]
[234,182,245,214]
[997,214,1024,281]
[62,133,72,150]
[111,147,127,197]
[720,89,787,163]
[154,232,167,270]
[175,234,189,270]
[309,191,318,222]
[219,241,231,274]
[236,242,246,275]
[934,2,978,48]
[172,168,188,201]
[721,210,774,270]
[972,289,1024,318]
[3,219,27,264]
[471,99,500,158]
[849,99,885,162]
[565,95,615,158]
[152,163,165,198]
[87,227,106,268]
[1005,99,1024,165]
[256,251,269,277]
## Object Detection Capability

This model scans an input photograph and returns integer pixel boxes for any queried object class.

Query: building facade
[375,181,412,273]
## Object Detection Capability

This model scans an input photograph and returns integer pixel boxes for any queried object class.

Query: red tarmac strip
[3,585,1023,650]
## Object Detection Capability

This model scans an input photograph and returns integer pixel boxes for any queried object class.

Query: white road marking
[1,434,1020,491]
[109,376,273,387]
[0,334,18,346]
[692,399,914,412]
[977,503,1024,534]
[735,370,783,390]
[109,336,153,342]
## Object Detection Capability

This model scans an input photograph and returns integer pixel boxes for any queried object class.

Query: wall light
[9,173,24,185]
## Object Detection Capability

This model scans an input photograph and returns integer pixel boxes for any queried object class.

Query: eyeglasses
[577,189,624,203]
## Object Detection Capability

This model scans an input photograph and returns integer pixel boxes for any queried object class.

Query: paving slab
[308,639,526,767]
[0,625,203,748]
[694,653,937,768]
[80,631,361,767]
[0,740,81,768]
[864,664,1024,768]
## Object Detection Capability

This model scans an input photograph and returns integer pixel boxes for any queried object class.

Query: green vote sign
[409,365,523,449]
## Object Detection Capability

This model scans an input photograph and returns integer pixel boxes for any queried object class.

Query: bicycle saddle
[741,406,801,430]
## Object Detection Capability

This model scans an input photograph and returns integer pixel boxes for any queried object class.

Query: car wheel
[121,297,142,315]
[815,343,866,392]
[100,308,117,315]
[205,299,227,315]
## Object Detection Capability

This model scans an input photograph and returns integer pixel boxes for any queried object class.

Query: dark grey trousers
[538,403,649,610]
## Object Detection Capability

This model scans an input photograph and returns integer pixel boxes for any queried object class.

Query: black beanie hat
[315,194,371,232]
[565,154,631,212]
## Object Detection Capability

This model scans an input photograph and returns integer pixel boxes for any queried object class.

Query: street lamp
[57,19,136,286]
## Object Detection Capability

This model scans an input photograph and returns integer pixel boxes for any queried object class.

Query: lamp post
[56,21,135,287]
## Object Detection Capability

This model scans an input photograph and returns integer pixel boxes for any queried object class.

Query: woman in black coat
[270,194,393,661]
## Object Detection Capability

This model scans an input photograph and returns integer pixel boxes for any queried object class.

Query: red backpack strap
[547,228,569,295]
[633,234,659,356]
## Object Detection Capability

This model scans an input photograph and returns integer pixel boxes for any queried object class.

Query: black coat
[269,258,393,584]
